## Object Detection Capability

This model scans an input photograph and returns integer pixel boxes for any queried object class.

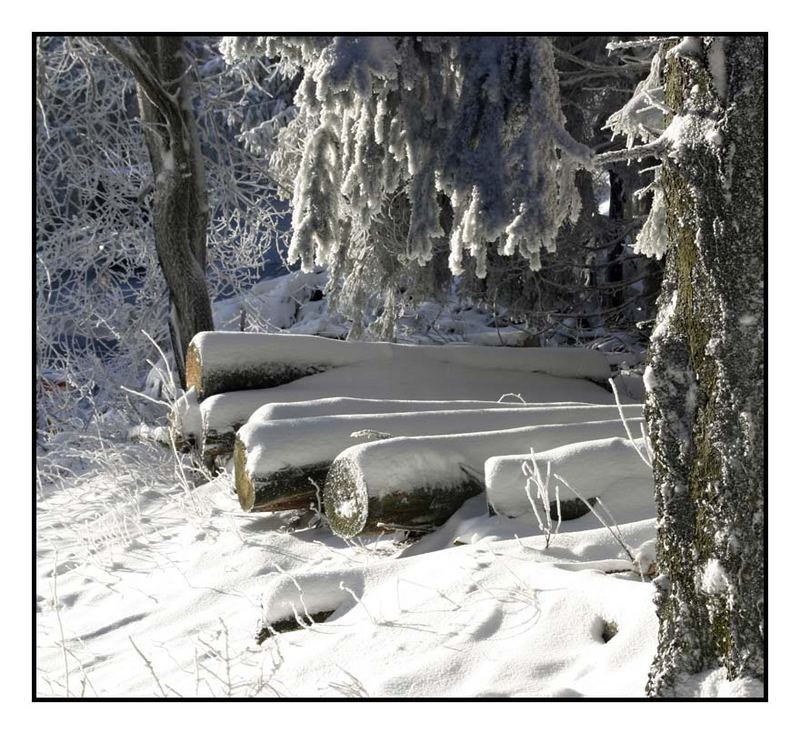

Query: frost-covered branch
[593,136,670,166]
[36,36,290,438]
[226,36,589,294]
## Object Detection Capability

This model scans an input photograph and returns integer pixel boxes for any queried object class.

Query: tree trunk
[138,36,214,387]
[645,36,764,696]
[99,36,214,387]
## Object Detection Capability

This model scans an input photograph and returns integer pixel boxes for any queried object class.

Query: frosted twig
[497,393,527,404]
[594,136,669,166]
[552,472,636,565]
[339,581,376,625]
[606,37,680,52]
[609,377,653,468]
[522,449,560,549]
[129,636,168,697]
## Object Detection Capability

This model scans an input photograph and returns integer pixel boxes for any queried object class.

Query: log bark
[186,337,331,403]
[323,417,644,538]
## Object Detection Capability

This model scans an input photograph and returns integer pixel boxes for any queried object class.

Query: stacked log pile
[171,331,650,537]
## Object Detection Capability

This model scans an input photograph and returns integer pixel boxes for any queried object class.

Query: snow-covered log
[323,417,644,538]
[485,437,653,519]
[186,331,612,401]
[201,391,587,461]
[234,405,641,512]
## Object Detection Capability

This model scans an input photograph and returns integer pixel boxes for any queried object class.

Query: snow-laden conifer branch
[226,37,590,286]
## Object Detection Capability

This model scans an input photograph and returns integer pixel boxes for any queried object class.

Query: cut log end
[324,458,485,539]
[234,436,256,512]
[323,458,369,538]
[234,436,329,512]
[551,496,597,522]
[185,341,203,397]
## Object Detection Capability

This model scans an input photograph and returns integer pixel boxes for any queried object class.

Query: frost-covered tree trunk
[99,36,214,387]
[644,36,763,695]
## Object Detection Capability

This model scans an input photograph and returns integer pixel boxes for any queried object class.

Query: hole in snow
[601,619,619,643]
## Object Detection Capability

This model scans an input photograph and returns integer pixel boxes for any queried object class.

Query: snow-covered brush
[36,35,291,445]
[521,449,561,549]
[608,377,654,468]
[551,472,638,574]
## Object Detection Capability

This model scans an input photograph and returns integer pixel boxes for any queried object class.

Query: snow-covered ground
[36,269,743,700]
[36,432,660,698]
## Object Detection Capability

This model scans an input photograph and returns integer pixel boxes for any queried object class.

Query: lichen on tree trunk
[645,36,764,695]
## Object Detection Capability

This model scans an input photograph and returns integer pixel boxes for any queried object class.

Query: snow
[253,396,587,423]
[700,558,730,595]
[240,406,642,480]
[633,179,669,259]
[672,668,763,698]
[191,330,613,386]
[170,386,201,441]
[255,536,658,697]
[666,36,703,60]
[202,366,615,443]
[707,37,728,101]
[36,437,664,698]
[485,437,653,519]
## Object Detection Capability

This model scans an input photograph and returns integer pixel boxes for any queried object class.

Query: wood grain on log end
[323,457,369,538]
[234,438,328,512]
[324,458,485,539]
[234,436,256,512]
[185,341,203,398]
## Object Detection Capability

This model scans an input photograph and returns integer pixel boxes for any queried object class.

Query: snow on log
[234,405,641,513]
[323,417,644,538]
[186,331,612,401]
[197,358,617,460]
[485,437,653,519]
[201,391,586,461]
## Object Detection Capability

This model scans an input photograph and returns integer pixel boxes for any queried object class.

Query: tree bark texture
[99,36,214,387]
[645,36,764,695]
